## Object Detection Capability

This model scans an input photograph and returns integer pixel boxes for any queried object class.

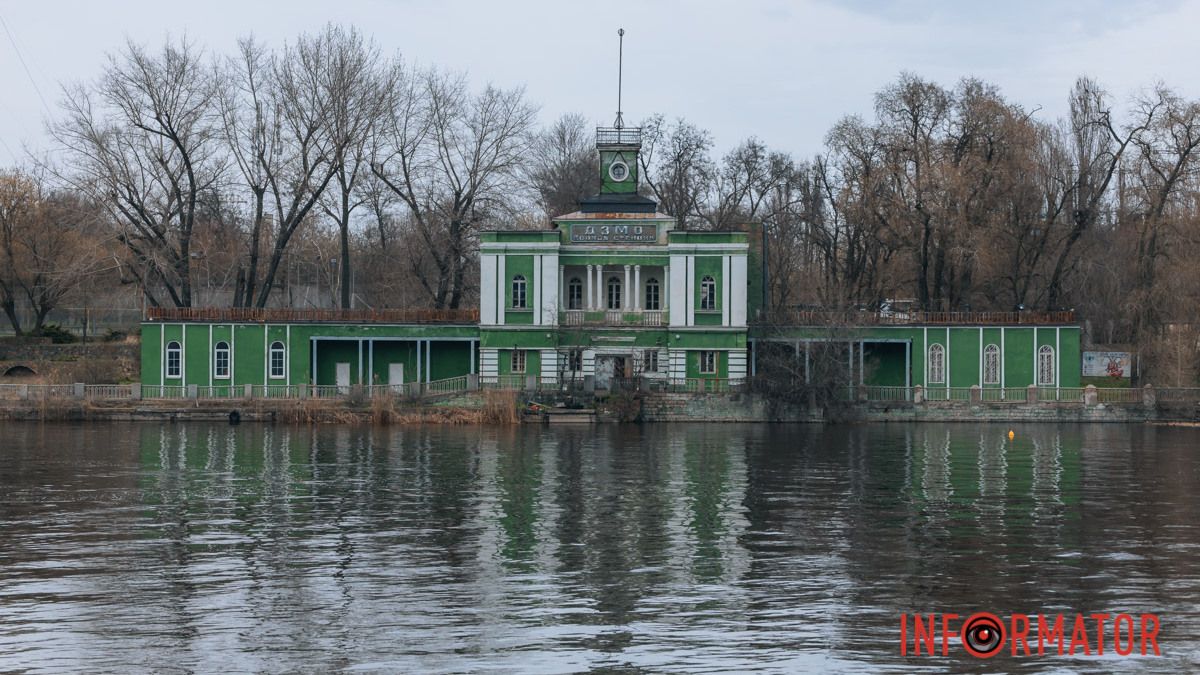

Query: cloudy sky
[1,0,1198,165]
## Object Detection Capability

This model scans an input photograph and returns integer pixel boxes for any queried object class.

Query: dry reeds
[481,389,521,425]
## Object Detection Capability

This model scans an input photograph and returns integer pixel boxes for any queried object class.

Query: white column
[623,265,631,310]
[597,264,605,309]
[633,265,641,311]
[585,265,593,310]
[662,265,669,312]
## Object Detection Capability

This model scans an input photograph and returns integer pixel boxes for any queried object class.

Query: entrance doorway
[388,363,405,392]
[335,362,351,392]
[594,355,629,389]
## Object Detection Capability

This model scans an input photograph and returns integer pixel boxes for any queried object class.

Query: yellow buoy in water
[1008,430,1015,441]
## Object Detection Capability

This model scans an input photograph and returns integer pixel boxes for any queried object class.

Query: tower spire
[614,28,625,129]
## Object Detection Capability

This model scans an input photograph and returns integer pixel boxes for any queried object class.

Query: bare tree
[639,115,714,228]
[0,169,107,333]
[220,27,368,308]
[529,113,599,219]
[52,37,223,307]
[372,70,537,308]
[315,28,398,308]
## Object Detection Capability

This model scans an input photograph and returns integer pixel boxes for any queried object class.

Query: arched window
[270,341,286,379]
[983,344,1000,384]
[166,341,182,379]
[607,276,622,310]
[511,275,527,309]
[645,277,660,311]
[567,277,583,310]
[927,344,945,384]
[700,275,716,310]
[213,341,230,379]
[1038,345,1055,385]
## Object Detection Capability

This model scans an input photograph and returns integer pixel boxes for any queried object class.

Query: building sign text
[570,223,656,243]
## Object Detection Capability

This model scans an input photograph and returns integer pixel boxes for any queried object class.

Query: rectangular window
[512,350,526,374]
[644,350,659,372]
[645,280,660,311]
[700,276,716,311]
[512,275,527,309]
[568,349,582,372]
[699,351,717,374]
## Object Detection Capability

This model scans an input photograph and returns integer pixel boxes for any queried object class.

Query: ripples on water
[0,422,1198,673]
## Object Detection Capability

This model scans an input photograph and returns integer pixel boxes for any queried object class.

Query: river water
[0,422,1197,673]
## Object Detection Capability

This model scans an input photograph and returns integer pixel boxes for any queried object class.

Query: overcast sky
[2,0,1199,165]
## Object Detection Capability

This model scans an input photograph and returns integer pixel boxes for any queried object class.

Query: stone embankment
[2,381,1196,424]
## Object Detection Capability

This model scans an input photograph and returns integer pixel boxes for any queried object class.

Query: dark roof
[578,192,658,214]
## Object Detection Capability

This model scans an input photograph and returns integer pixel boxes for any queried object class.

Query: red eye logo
[962,613,1005,658]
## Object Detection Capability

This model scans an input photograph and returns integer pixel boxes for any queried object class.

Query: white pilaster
[480,254,497,325]
[722,255,731,326]
[541,252,559,325]
[730,254,747,327]
[669,256,686,328]
[533,254,543,325]
[496,255,506,326]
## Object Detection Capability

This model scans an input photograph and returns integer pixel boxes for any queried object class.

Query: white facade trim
[721,255,731,326]
[480,254,497,325]
[730,254,747,327]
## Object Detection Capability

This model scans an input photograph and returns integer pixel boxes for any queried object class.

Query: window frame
[567,348,583,372]
[511,349,526,374]
[983,344,1000,385]
[699,275,716,311]
[699,350,717,375]
[1038,345,1055,386]
[269,341,287,379]
[927,343,945,384]
[166,341,182,379]
[567,277,583,310]
[644,349,659,373]
[511,274,527,309]
[607,276,622,310]
[645,277,660,311]
[213,341,231,380]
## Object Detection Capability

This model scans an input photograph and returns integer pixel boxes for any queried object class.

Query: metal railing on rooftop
[596,126,641,146]
[756,309,1076,327]
[146,307,479,324]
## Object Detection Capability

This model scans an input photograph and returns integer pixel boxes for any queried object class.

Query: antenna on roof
[614,28,625,130]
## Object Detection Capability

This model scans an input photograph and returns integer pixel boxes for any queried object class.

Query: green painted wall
[599,148,639,194]
[755,324,1081,389]
[669,331,746,350]
[143,322,478,386]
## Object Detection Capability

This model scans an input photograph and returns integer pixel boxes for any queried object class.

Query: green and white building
[139,122,1081,396]
[478,125,750,388]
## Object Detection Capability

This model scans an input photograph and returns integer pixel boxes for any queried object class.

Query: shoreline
[1,390,1193,425]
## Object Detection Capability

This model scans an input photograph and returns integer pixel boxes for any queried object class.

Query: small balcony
[562,309,665,327]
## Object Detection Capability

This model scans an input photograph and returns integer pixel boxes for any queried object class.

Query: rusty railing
[755,309,1075,327]
[146,307,480,324]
